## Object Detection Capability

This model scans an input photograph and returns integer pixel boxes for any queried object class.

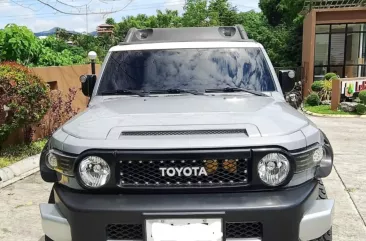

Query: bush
[306,92,321,106]
[324,72,338,81]
[0,62,51,145]
[311,81,325,91]
[37,88,80,137]
[359,90,366,104]
[319,80,332,101]
[356,104,366,115]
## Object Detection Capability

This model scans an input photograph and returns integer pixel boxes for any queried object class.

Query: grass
[304,104,360,115]
[0,139,47,168]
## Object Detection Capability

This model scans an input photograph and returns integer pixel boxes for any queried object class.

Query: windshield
[97,47,276,94]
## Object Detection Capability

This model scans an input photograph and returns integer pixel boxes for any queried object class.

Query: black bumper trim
[54,180,318,241]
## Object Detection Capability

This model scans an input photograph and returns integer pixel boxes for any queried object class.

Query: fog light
[79,156,111,188]
[258,153,290,186]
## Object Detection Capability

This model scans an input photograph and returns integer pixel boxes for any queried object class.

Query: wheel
[44,188,55,241]
[310,179,332,241]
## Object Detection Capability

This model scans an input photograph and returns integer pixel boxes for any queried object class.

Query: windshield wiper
[149,88,204,95]
[205,87,267,97]
[100,89,149,97]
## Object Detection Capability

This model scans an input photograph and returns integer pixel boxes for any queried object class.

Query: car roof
[122,25,252,43]
[109,41,263,52]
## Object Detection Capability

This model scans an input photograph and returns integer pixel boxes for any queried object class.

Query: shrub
[311,81,324,92]
[356,104,366,115]
[319,80,332,101]
[37,87,80,137]
[324,72,338,81]
[306,92,320,106]
[0,62,51,145]
[359,90,366,104]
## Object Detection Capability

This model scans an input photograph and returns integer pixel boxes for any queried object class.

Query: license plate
[146,218,223,241]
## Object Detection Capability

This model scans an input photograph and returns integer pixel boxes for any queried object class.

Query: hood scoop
[106,124,261,140]
[121,129,248,136]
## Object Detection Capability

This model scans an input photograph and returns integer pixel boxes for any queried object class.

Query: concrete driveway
[0,115,366,241]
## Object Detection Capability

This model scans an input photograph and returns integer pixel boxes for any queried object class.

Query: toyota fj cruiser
[39,25,334,241]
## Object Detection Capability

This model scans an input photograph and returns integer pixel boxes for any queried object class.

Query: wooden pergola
[302,0,366,13]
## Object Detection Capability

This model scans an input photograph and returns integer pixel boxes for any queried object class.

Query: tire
[310,179,332,241]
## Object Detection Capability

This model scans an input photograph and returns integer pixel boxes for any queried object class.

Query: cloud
[163,0,185,12]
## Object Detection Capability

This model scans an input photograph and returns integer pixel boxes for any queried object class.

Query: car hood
[62,95,310,140]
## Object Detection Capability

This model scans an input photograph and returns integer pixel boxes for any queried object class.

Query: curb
[0,154,40,189]
[301,106,366,118]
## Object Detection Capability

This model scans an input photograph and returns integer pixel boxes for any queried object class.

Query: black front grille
[117,158,248,188]
[106,222,262,240]
[106,224,143,240]
[226,222,262,238]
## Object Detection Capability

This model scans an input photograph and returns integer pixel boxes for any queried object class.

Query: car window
[97,47,276,93]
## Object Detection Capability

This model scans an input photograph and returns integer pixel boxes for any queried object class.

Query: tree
[182,0,217,27]
[56,28,72,41]
[208,0,238,26]
[106,18,116,25]
[0,24,41,65]
[156,10,182,28]
[259,0,304,26]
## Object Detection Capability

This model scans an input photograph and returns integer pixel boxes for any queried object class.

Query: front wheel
[310,180,332,241]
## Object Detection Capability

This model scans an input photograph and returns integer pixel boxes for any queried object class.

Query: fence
[331,77,366,110]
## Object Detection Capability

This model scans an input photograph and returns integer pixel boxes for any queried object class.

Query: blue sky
[0,0,259,33]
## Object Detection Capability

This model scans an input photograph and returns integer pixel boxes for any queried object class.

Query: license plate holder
[145,218,223,241]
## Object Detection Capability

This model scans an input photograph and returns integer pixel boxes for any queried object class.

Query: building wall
[302,7,366,97]
[30,64,101,111]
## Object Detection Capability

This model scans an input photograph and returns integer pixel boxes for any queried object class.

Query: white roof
[109,41,262,52]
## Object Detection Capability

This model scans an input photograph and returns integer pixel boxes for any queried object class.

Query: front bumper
[40,180,334,241]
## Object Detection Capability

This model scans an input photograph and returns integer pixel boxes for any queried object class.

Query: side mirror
[278,70,296,93]
[80,74,97,97]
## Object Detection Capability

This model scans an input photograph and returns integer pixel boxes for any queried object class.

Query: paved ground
[0,115,366,241]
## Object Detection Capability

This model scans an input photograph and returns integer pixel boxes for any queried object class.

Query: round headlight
[313,146,325,164]
[79,156,111,188]
[46,152,58,169]
[258,153,290,186]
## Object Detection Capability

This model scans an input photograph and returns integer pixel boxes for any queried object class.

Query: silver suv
[39,25,334,241]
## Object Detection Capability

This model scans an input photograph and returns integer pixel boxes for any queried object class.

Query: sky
[0,0,260,33]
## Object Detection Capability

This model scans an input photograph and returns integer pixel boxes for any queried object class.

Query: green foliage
[304,105,356,116]
[306,92,320,106]
[311,81,325,92]
[356,104,366,115]
[259,0,304,26]
[237,11,300,66]
[0,0,304,67]
[105,18,116,25]
[324,72,338,81]
[355,103,366,115]
[0,138,47,168]
[347,84,354,95]
[0,24,41,65]
[359,90,366,104]
[0,62,51,144]
[319,80,332,101]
